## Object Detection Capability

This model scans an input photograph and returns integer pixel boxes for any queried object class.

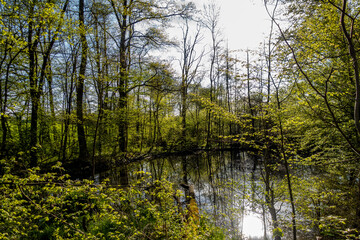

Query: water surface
[99,151,270,239]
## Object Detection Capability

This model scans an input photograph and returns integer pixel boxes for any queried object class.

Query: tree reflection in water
[99,150,274,239]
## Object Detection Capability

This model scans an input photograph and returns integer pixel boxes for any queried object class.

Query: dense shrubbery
[0,163,224,239]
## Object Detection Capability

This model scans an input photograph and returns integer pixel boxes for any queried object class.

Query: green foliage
[0,164,224,239]
[273,227,284,238]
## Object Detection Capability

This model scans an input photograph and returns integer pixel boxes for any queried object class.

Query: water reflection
[99,151,271,239]
[243,213,265,238]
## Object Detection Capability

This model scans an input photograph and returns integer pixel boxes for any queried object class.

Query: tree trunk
[264,153,281,240]
[77,0,89,163]
[116,0,129,153]
[28,1,39,167]
[47,62,58,147]
[181,77,187,145]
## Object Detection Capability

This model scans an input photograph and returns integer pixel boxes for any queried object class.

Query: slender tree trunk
[264,151,281,240]
[281,129,297,240]
[261,204,268,240]
[62,57,76,163]
[0,48,15,155]
[247,50,256,131]
[28,1,39,167]
[117,0,129,153]
[0,46,8,155]
[225,47,232,135]
[0,114,6,155]
[206,43,216,148]
[340,0,360,136]
[77,0,89,163]
[47,62,58,146]
[276,92,297,239]
[181,77,187,145]
[92,15,102,178]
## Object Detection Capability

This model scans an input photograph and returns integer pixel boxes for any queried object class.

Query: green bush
[0,164,224,239]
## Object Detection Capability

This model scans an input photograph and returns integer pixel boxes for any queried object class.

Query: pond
[98,150,273,240]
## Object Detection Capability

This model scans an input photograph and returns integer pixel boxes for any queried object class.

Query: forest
[1,0,360,239]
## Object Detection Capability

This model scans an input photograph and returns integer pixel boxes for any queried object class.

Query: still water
[99,151,271,239]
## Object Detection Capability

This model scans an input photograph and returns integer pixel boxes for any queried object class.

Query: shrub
[0,164,224,239]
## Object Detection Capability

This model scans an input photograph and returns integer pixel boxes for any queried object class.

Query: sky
[196,0,271,51]
[219,0,270,50]
[165,0,271,87]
